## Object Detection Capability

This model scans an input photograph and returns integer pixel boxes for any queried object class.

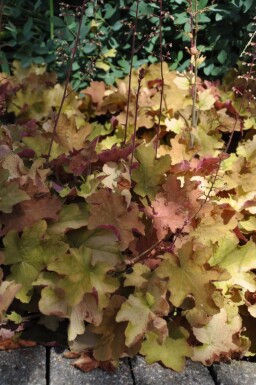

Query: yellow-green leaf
[140,330,193,372]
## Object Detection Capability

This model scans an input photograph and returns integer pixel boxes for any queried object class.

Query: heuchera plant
[0,1,256,374]
[0,55,255,371]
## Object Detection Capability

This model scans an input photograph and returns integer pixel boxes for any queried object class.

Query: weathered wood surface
[1,347,256,385]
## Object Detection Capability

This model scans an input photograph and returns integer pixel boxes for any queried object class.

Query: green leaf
[23,136,66,160]
[104,4,116,19]
[6,311,23,324]
[0,281,21,322]
[217,49,228,64]
[23,17,33,36]
[3,221,68,303]
[215,13,223,21]
[198,0,209,9]
[131,143,172,200]
[0,51,10,74]
[0,170,30,213]
[209,233,256,293]
[47,246,119,308]
[39,287,102,341]
[197,89,215,111]
[68,228,122,267]
[156,242,229,315]
[192,308,243,365]
[116,293,167,347]
[240,217,256,232]
[112,20,123,31]
[48,203,89,235]
[123,263,151,288]
[140,330,193,372]
[242,0,253,12]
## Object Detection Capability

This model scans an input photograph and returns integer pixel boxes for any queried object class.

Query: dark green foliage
[1,0,255,86]
[0,0,56,72]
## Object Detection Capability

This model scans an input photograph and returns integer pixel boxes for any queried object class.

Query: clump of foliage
[0,51,256,371]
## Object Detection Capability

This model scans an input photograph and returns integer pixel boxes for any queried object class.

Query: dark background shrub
[1,0,255,88]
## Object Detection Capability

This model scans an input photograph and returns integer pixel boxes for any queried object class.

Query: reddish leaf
[233,226,248,242]
[82,81,106,105]
[72,352,100,372]
[194,156,228,176]
[63,351,81,359]
[97,144,133,164]
[0,338,36,350]
[67,147,98,176]
[147,175,202,240]
[170,161,191,175]
[148,196,188,240]
[87,190,145,250]
[0,195,62,234]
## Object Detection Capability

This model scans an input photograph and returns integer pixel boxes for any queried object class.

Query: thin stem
[126,239,163,266]
[134,24,161,54]
[241,31,256,58]
[46,0,87,164]
[191,68,198,128]
[129,68,145,173]
[155,0,164,157]
[124,0,140,144]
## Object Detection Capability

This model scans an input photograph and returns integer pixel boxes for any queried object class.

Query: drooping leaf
[72,352,117,373]
[0,281,21,322]
[88,295,130,361]
[39,286,102,341]
[116,293,168,347]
